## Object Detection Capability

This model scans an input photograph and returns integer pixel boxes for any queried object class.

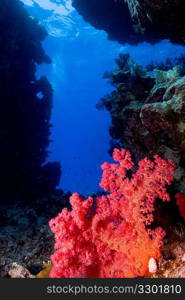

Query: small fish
[36,262,53,278]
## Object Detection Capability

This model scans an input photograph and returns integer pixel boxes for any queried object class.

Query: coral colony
[1,0,185,279]
[49,149,175,277]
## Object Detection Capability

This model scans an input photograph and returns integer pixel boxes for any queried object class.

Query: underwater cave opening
[21,0,185,195]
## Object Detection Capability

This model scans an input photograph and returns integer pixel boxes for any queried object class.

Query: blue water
[21,0,185,195]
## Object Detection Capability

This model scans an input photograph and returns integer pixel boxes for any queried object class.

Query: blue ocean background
[21,0,185,195]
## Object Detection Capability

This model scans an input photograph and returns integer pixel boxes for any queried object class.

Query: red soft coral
[175,193,185,221]
[49,149,175,278]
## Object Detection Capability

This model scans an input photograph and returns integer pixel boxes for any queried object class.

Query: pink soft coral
[49,149,175,278]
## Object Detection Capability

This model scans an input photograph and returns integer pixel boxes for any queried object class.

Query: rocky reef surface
[72,0,185,45]
[0,0,67,278]
[1,191,185,278]
[97,54,185,194]
[0,191,70,278]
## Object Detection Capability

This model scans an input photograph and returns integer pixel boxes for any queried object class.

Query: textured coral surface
[98,54,185,193]
[49,149,175,278]
[176,194,185,221]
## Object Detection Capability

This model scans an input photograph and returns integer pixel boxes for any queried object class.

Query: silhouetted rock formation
[125,0,185,45]
[72,0,185,45]
[0,0,61,197]
[72,0,150,45]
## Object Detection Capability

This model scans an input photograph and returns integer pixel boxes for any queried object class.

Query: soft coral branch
[49,149,175,278]
[175,193,185,221]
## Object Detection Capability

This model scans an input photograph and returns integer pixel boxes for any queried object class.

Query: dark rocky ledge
[72,0,185,45]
